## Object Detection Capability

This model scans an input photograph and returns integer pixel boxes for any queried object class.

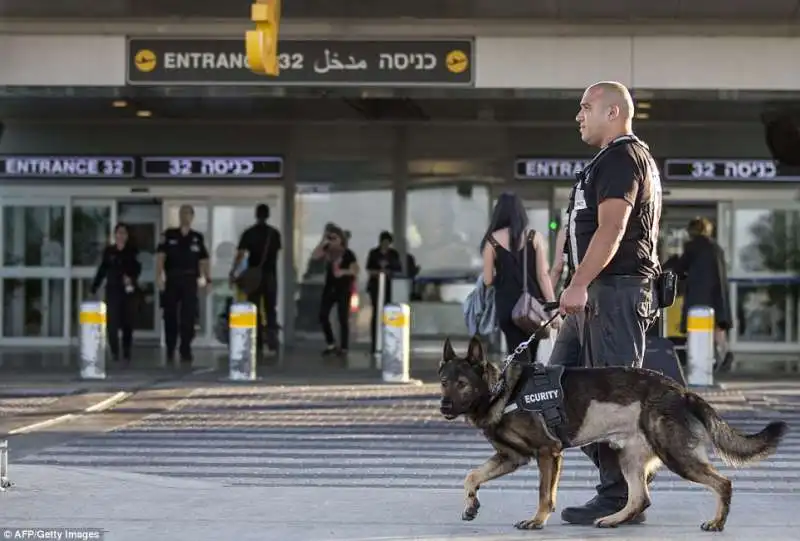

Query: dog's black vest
[506,363,570,446]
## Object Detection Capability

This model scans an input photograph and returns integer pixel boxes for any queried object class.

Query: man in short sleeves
[551,81,662,525]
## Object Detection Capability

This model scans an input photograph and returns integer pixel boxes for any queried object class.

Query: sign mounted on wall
[0,156,135,178]
[126,37,474,86]
[141,156,284,179]
[515,159,591,180]
[664,159,800,181]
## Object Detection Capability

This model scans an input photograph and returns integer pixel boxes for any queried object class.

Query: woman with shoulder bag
[480,192,559,362]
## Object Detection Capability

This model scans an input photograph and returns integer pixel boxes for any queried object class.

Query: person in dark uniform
[229,203,282,358]
[551,81,662,526]
[365,231,402,355]
[90,223,141,366]
[310,224,359,358]
[156,204,210,367]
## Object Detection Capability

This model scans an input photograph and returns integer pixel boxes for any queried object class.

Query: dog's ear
[466,335,485,365]
[440,337,456,373]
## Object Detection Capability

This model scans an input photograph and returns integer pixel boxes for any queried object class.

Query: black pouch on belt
[655,270,677,308]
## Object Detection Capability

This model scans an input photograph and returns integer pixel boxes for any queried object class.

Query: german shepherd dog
[438,336,788,531]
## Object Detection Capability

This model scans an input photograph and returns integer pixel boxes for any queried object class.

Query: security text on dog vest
[523,390,559,404]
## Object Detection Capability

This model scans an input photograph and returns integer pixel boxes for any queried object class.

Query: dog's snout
[440,397,453,413]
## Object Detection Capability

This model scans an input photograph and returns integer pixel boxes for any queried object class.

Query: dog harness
[503,363,570,446]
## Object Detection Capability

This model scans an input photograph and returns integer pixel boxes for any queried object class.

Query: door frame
[0,196,72,346]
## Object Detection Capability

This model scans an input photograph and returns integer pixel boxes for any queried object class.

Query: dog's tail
[684,392,788,467]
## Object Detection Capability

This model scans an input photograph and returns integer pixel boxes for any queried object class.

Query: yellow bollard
[245,0,281,76]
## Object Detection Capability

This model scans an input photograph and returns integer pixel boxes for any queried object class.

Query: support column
[281,125,297,366]
[392,125,409,270]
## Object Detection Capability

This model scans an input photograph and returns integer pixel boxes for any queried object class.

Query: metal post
[381,303,411,383]
[229,302,258,381]
[79,301,107,380]
[0,440,10,490]
[372,271,387,369]
[687,306,715,386]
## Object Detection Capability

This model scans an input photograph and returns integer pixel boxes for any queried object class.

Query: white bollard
[229,302,258,381]
[79,301,107,380]
[0,440,10,490]
[381,303,411,383]
[686,306,715,386]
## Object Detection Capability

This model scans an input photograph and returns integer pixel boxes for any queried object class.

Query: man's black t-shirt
[365,247,402,293]
[325,249,358,292]
[237,223,282,275]
[570,139,662,278]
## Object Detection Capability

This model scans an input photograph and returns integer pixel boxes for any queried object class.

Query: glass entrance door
[206,198,283,347]
[729,203,800,352]
[0,198,70,345]
[69,199,116,340]
[118,201,162,341]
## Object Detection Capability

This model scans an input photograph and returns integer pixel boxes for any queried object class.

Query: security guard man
[156,204,210,367]
[552,81,662,526]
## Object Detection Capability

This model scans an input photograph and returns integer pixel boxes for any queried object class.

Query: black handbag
[511,230,549,335]
[235,231,272,295]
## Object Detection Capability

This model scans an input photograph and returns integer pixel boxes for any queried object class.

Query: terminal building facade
[0,1,799,371]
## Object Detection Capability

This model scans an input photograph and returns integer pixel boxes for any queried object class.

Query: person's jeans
[549,276,658,502]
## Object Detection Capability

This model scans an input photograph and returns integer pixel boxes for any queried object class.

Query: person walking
[90,223,141,366]
[673,217,733,370]
[230,203,282,359]
[480,192,558,362]
[551,81,663,525]
[155,204,210,368]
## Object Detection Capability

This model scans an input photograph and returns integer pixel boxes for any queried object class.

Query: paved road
[14,383,800,494]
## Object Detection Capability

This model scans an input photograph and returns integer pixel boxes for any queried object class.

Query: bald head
[587,81,634,120]
[576,81,635,148]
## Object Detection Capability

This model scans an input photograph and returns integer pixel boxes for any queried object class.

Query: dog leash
[490,301,562,398]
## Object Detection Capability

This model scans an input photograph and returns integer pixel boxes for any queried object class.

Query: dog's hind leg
[514,449,562,530]
[661,447,732,532]
[650,415,733,532]
[463,453,524,521]
[595,435,654,528]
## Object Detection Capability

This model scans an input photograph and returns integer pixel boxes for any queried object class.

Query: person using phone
[311,224,359,359]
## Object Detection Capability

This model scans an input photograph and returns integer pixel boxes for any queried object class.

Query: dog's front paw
[462,499,480,521]
[594,516,620,529]
[700,520,725,532]
[514,519,545,530]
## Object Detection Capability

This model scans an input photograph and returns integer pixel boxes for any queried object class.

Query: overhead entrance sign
[126,38,474,86]
[515,159,591,180]
[0,156,135,178]
[664,159,800,181]
[141,156,284,179]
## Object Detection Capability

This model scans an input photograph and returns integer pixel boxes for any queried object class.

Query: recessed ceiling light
[635,112,650,120]
[136,110,152,118]
[637,102,652,110]
[112,100,128,108]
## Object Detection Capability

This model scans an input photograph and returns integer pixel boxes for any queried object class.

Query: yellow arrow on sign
[245,0,281,76]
